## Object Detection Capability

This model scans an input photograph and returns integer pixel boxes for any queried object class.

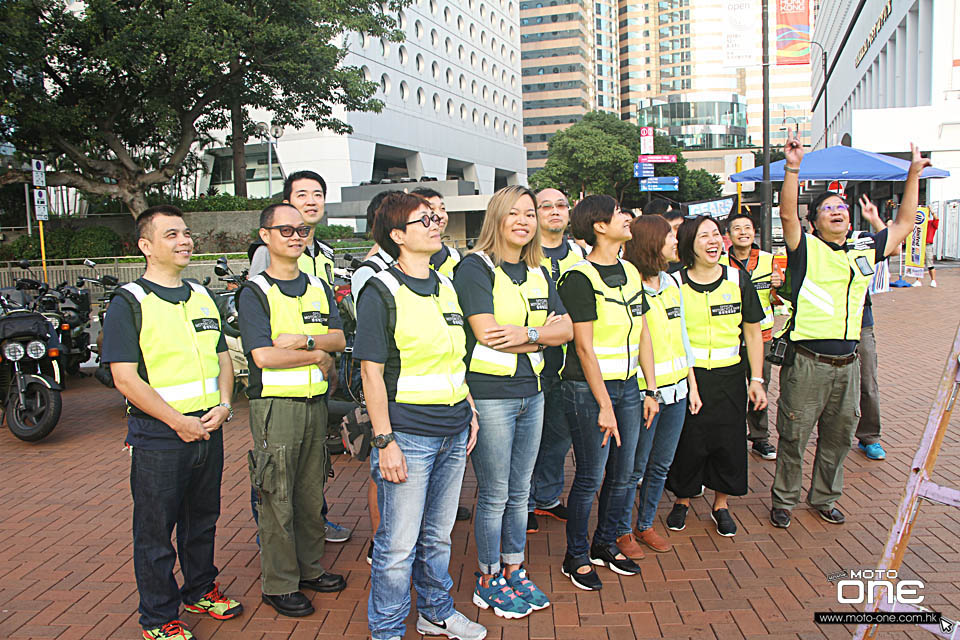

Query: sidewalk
[0,272,958,640]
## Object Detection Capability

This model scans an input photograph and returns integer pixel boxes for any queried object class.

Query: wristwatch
[526,327,539,344]
[372,432,396,449]
[305,335,316,351]
[217,402,234,422]
[643,389,658,400]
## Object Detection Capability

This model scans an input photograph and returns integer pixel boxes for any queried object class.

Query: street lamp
[810,40,829,147]
[256,122,284,197]
[780,116,800,136]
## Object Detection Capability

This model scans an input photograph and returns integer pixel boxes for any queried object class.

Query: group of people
[103,132,931,640]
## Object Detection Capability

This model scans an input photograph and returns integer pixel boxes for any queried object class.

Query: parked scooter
[213,257,248,396]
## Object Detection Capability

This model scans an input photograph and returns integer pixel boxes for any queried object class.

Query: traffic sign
[639,176,679,191]
[640,183,678,192]
[638,155,677,164]
[33,188,49,220]
[633,163,655,178]
[640,126,654,155]
[0,142,15,156]
[640,176,679,186]
[32,159,46,188]
[827,180,846,197]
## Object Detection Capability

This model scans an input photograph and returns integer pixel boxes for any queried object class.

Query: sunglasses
[538,202,569,211]
[818,204,849,213]
[262,224,311,238]
[404,213,442,228]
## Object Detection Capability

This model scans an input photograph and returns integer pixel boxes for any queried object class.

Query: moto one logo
[836,570,924,605]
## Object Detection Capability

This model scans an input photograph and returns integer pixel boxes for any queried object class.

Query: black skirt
[665,366,748,498]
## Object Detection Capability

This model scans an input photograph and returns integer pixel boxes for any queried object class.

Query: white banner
[724,0,759,68]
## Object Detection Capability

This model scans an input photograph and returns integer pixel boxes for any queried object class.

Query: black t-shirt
[679,267,765,375]
[237,272,342,398]
[353,268,472,437]
[557,262,649,382]
[541,241,580,376]
[429,244,453,271]
[101,278,227,450]
[786,230,887,355]
[453,254,565,399]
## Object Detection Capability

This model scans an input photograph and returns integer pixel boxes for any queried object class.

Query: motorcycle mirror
[214,264,228,276]
[38,283,49,295]
[102,275,119,287]
[202,276,211,286]
[76,279,85,289]
[216,256,228,267]
[18,259,31,269]
[83,258,97,268]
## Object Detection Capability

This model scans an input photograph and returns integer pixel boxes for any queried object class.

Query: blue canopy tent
[728,145,950,182]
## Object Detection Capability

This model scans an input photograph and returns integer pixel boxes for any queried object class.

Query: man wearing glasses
[411,187,462,278]
[238,203,347,617]
[770,133,929,530]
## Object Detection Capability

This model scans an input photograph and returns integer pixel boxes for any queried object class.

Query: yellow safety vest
[786,233,876,342]
[372,270,470,405]
[432,245,461,279]
[467,252,550,377]
[560,259,646,380]
[247,273,331,398]
[541,239,584,280]
[298,240,336,285]
[638,276,688,389]
[720,250,775,331]
[678,266,744,369]
[121,281,222,414]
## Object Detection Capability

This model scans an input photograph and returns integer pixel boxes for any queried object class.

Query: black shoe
[666,503,688,531]
[751,440,777,460]
[561,553,602,591]
[299,572,347,593]
[589,542,641,576]
[456,506,472,521]
[770,508,791,529]
[817,507,846,525]
[533,503,569,522]
[710,508,737,537]
[366,540,373,566]
[526,511,539,533]
[261,591,314,617]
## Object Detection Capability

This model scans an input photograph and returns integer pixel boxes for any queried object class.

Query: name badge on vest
[325,264,334,283]
[754,281,771,291]
[192,317,220,332]
[302,311,329,325]
[710,303,742,316]
[854,255,875,277]
[665,306,681,320]
[529,297,549,311]
[443,312,464,327]
[630,303,644,317]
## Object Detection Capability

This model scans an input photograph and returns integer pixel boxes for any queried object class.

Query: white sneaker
[417,611,487,640]
[930,280,937,288]
[912,280,922,287]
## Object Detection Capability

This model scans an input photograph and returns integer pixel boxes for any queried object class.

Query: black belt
[795,344,857,367]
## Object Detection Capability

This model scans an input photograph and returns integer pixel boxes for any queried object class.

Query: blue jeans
[472,394,544,574]
[131,429,223,629]
[563,378,643,560]
[528,376,571,511]
[368,429,468,640]
[617,398,687,535]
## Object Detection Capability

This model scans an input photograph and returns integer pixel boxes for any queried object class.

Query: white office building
[813,0,960,257]
[200,0,528,203]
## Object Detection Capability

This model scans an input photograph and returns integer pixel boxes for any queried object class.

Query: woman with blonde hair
[453,185,572,619]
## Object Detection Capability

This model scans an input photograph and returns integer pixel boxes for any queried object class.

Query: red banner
[776,0,810,65]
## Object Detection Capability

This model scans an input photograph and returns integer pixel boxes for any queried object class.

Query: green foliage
[314,224,355,240]
[88,192,276,214]
[681,169,723,202]
[68,226,123,258]
[0,0,410,215]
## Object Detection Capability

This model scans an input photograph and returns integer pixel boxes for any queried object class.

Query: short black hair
[410,187,443,200]
[570,194,618,246]
[662,209,683,222]
[677,215,721,268]
[259,202,298,228]
[137,205,184,239]
[373,192,431,259]
[807,190,846,225]
[283,170,327,200]
[725,211,757,234]
[366,190,400,232]
[644,198,672,217]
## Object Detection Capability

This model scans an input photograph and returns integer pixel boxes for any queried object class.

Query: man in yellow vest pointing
[104,205,241,640]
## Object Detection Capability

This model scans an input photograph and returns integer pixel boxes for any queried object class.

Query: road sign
[633,162,655,178]
[0,142,15,156]
[640,127,654,155]
[33,188,49,220]
[640,183,678,192]
[640,176,679,186]
[32,159,46,188]
[638,154,677,164]
[828,180,846,197]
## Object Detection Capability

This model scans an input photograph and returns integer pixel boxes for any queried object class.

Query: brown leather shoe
[615,532,645,561]
[635,527,671,553]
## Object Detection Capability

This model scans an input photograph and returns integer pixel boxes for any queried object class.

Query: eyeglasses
[404,213,442,228]
[538,202,569,211]
[819,204,849,213]
[262,224,311,238]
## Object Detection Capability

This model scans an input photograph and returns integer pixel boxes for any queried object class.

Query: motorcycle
[212,257,249,397]
[0,292,63,441]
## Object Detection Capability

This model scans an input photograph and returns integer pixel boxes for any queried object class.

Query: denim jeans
[472,393,544,574]
[528,376,571,512]
[617,398,687,535]
[131,429,223,629]
[563,377,642,561]
[368,428,468,640]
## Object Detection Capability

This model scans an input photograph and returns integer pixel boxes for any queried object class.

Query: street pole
[761,0,772,252]
[267,132,273,198]
[811,41,829,147]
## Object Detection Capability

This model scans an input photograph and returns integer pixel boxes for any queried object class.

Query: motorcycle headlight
[26,340,47,360]
[3,342,25,362]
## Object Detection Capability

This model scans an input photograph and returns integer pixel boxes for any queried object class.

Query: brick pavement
[1,271,958,640]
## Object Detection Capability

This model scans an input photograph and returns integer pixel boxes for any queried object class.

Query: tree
[680,169,722,202]
[0,0,407,216]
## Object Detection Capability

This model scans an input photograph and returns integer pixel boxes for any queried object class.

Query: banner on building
[776,0,811,65]
[904,207,930,278]
[723,0,757,68]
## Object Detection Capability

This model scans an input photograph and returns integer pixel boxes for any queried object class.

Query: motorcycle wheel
[6,382,63,442]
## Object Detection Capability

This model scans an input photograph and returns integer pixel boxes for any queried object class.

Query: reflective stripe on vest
[638,276,689,389]
[432,246,461,279]
[298,240,335,285]
[788,233,875,342]
[561,259,645,380]
[679,266,743,369]
[249,273,330,397]
[468,252,549,377]
[123,281,221,413]
[720,251,775,331]
[375,270,470,405]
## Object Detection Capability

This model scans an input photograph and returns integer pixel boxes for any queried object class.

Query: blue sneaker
[504,566,550,610]
[472,571,532,619]
[858,441,886,460]
[325,521,352,543]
